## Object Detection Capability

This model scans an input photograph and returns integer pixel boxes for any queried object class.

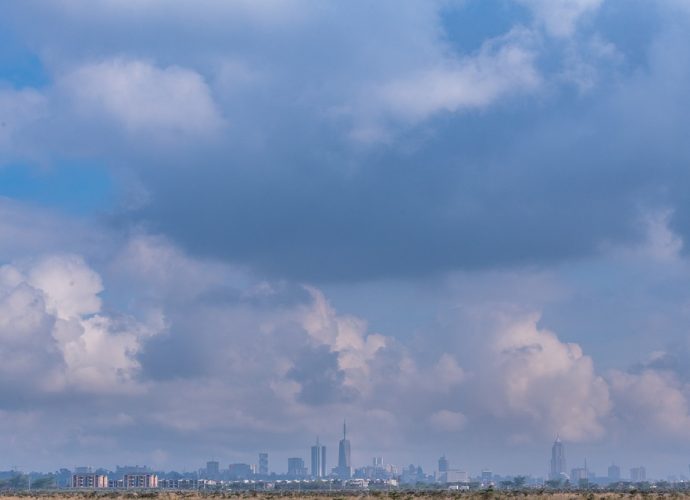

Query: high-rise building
[206,461,220,479]
[630,466,646,482]
[259,453,269,476]
[549,436,566,480]
[571,467,588,483]
[311,437,327,478]
[337,420,352,479]
[608,464,621,482]
[438,456,449,473]
[373,457,383,469]
[228,463,252,479]
[481,470,493,484]
[287,457,307,478]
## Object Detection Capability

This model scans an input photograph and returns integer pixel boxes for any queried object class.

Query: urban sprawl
[1,427,686,492]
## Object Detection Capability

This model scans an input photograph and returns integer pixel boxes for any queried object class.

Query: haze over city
[2,0,690,484]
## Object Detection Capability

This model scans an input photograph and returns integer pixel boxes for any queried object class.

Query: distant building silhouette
[336,420,352,479]
[115,465,151,476]
[549,436,566,480]
[287,457,307,478]
[630,466,646,482]
[481,470,493,484]
[438,456,449,473]
[608,464,620,482]
[571,467,588,484]
[206,461,219,479]
[228,463,252,479]
[311,437,327,478]
[258,453,269,476]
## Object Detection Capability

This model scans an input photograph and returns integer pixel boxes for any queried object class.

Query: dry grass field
[0,493,690,500]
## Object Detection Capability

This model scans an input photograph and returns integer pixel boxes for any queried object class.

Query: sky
[2,0,690,480]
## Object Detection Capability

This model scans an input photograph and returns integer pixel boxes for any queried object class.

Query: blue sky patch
[0,161,114,214]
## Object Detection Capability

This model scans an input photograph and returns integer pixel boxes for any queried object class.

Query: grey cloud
[3,2,690,285]
[287,346,356,405]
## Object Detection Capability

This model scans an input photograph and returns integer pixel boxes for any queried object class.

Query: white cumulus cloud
[487,313,611,441]
[60,59,224,137]
[0,255,161,394]
[373,29,540,125]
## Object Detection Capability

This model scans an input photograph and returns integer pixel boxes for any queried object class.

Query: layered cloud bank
[2,0,690,475]
[1,222,690,472]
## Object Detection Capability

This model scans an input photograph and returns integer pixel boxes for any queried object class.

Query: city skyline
[4,428,678,484]
[0,435,675,488]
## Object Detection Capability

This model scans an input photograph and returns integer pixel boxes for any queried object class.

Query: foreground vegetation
[3,492,690,500]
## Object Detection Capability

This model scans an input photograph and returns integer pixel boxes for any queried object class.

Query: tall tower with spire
[549,435,566,480]
[310,437,327,478]
[337,420,352,479]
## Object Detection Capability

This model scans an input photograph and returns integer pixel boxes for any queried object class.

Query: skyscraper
[438,456,449,473]
[311,437,327,478]
[258,453,268,476]
[206,461,219,479]
[336,420,351,479]
[549,436,566,480]
[287,457,307,478]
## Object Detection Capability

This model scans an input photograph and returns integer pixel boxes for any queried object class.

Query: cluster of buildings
[69,421,368,490]
[549,437,649,486]
[44,430,690,491]
[198,422,358,482]
[71,466,159,490]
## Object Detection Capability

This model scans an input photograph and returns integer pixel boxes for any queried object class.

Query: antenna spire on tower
[343,420,347,439]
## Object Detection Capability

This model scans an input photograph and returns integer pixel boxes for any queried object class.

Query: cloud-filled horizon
[2,0,690,478]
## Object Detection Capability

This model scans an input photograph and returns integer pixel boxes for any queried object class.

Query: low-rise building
[123,473,158,489]
[159,478,199,489]
[72,474,108,488]
[445,470,469,483]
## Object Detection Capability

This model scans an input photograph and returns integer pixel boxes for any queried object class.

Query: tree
[545,479,562,489]
[6,474,29,489]
[512,476,527,488]
[31,475,56,489]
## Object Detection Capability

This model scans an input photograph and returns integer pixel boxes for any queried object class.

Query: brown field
[1,493,690,500]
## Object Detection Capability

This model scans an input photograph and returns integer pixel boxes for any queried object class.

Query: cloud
[485,313,611,441]
[429,409,467,432]
[609,369,690,441]
[60,59,224,138]
[27,254,102,319]
[301,287,387,394]
[433,353,467,387]
[286,346,355,405]
[516,0,603,37]
[2,0,683,285]
[0,87,47,161]
[0,255,159,395]
[0,278,61,388]
[374,29,540,124]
